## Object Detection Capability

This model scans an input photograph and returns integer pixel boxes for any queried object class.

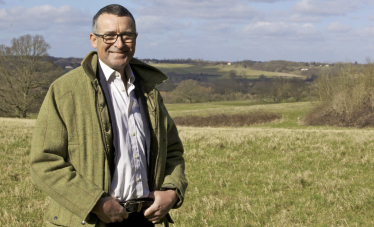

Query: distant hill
[153,63,304,79]
[49,56,322,80]
[50,56,83,69]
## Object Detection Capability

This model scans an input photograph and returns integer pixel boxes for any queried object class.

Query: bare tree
[0,34,62,118]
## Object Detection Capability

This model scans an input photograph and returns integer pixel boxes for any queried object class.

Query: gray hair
[92,4,136,33]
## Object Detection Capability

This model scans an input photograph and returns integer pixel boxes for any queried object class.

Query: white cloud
[136,0,260,20]
[357,26,374,37]
[286,14,321,22]
[198,21,234,33]
[294,0,369,16]
[368,14,374,21]
[243,21,320,39]
[136,16,191,33]
[326,22,350,33]
[0,5,91,31]
[0,0,4,4]
[247,0,292,2]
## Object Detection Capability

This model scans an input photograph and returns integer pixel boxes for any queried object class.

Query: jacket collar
[81,51,168,89]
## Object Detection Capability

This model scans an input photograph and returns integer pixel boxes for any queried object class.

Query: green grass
[172,126,374,226]
[166,101,314,128]
[153,63,303,79]
[2,101,374,226]
[0,118,46,227]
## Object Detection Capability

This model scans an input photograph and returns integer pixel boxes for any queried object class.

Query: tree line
[158,73,311,104]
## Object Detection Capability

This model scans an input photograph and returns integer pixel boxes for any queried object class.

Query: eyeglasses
[94,32,138,44]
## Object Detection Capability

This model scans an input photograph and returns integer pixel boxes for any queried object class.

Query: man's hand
[143,190,178,224]
[92,196,128,223]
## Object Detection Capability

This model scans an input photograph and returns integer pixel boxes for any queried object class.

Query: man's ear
[90,33,97,49]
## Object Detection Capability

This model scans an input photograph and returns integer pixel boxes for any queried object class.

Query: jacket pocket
[45,199,97,227]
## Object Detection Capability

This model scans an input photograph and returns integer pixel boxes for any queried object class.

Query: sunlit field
[1,101,374,226]
[172,127,374,226]
[153,63,303,79]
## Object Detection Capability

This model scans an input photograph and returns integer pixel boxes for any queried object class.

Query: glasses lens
[121,33,136,43]
[103,35,117,44]
[101,33,136,44]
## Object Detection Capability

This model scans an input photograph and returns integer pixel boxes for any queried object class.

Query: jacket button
[81,220,86,225]
[54,216,58,220]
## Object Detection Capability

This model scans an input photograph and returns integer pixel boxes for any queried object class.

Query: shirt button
[137,177,141,182]
[115,72,120,77]
[131,132,135,136]
[81,221,86,225]
[121,88,124,92]
[135,155,139,159]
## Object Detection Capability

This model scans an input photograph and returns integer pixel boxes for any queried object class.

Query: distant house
[65,66,73,69]
[325,64,330,67]
[301,68,308,71]
[227,62,231,65]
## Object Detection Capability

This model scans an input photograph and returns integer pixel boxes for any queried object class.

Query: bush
[304,62,374,127]
[173,111,281,127]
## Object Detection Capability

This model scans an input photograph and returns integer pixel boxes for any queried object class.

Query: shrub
[304,62,374,127]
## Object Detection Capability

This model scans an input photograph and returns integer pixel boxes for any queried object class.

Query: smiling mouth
[110,51,126,54]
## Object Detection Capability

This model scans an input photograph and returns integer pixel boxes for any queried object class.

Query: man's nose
[114,36,126,48]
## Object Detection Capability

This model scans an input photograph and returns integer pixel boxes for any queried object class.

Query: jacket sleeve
[160,103,188,209]
[29,86,104,221]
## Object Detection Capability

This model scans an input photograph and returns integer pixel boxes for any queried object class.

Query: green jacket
[30,51,187,227]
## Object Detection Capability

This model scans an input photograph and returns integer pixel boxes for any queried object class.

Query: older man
[30,4,187,227]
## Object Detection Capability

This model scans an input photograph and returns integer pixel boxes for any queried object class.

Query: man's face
[90,14,137,72]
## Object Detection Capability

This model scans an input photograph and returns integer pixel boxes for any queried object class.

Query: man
[30,4,187,227]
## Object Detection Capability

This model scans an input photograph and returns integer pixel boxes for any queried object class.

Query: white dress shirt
[99,59,150,202]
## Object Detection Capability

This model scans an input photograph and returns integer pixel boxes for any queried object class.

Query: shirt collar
[98,58,135,84]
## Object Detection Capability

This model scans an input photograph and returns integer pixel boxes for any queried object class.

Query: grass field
[153,63,304,79]
[1,101,374,226]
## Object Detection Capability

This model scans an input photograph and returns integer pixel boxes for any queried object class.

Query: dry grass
[171,127,374,226]
[173,112,281,127]
[0,118,47,227]
[2,102,374,226]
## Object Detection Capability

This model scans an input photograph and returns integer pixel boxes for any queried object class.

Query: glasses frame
[94,32,138,44]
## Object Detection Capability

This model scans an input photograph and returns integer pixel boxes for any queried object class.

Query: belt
[120,198,154,213]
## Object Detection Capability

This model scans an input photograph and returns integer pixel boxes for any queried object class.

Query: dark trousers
[106,212,154,227]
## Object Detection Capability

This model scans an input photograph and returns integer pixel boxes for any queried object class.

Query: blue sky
[0,0,373,63]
